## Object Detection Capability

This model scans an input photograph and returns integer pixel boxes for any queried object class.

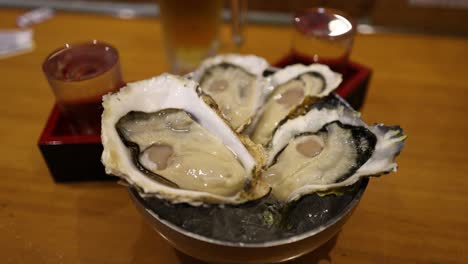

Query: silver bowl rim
[129,178,368,248]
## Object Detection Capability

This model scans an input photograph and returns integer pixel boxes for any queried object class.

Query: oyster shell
[250,64,342,146]
[101,54,406,206]
[263,95,406,202]
[190,54,269,132]
[101,74,269,206]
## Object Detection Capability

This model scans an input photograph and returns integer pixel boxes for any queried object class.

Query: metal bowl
[128,179,368,263]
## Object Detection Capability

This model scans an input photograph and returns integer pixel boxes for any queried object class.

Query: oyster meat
[191,54,269,132]
[100,56,406,207]
[251,64,342,146]
[101,74,269,205]
[263,95,406,202]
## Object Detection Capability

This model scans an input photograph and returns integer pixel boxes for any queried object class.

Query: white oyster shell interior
[101,74,267,205]
[190,54,270,131]
[265,97,406,202]
[269,64,342,94]
[251,63,343,146]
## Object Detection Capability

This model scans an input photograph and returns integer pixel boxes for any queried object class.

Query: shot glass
[42,40,124,135]
[292,7,356,72]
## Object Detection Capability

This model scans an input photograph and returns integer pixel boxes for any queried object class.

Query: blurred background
[2,0,468,36]
[1,1,467,263]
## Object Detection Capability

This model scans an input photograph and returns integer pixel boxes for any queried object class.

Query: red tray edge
[38,104,101,145]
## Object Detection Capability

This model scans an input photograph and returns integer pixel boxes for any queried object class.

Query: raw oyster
[101,74,269,206]
[251,64,342,146]
[190,54,269,132]
[263,95,406,202]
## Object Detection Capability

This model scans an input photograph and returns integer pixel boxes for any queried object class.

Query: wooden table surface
[1,8,467,264]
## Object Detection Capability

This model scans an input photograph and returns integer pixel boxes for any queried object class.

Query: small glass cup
[292,7,356,73]
[42,40,124,135]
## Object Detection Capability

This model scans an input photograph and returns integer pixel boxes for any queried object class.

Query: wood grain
[0,8,467,264]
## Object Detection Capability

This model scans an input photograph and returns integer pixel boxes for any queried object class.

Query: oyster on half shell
[251,64,342,146]
[101,74,269,206]
[263,95,406,202]
[190,54,269,132]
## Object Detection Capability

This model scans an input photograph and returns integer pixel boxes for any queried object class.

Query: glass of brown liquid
[159,0,246,74]
[42,41,124,135]
[292,7,356,73]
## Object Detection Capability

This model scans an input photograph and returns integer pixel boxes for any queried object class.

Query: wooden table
[1,8,467,264]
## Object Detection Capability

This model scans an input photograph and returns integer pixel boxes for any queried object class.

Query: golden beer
[159,0,223,73]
